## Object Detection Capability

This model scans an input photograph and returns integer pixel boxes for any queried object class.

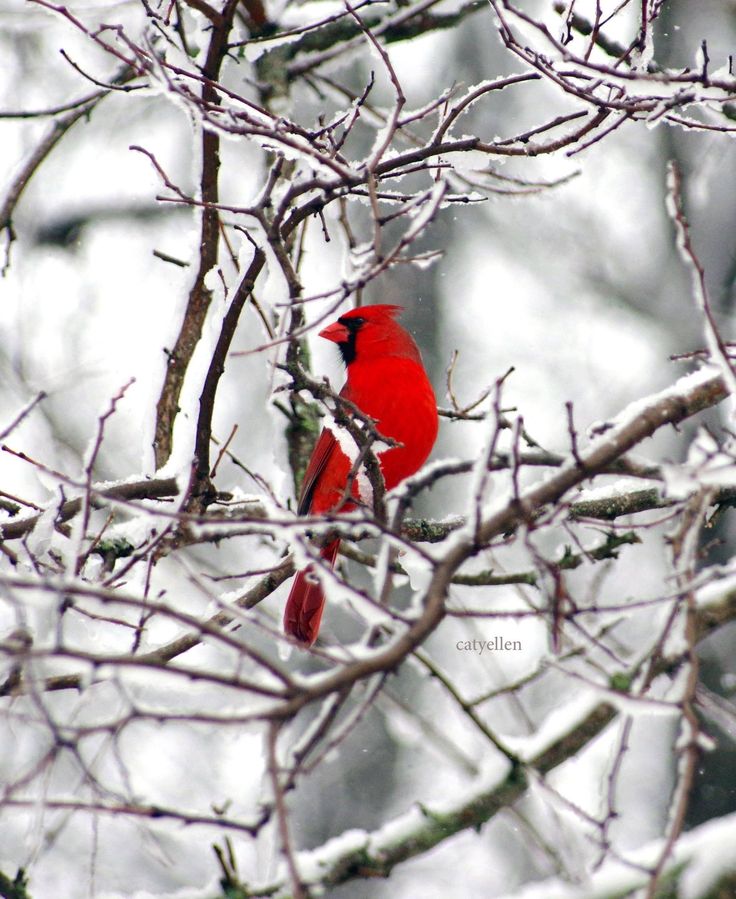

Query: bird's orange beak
[319,321,349,343]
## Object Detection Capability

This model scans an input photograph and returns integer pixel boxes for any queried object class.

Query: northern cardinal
[283,304,438,646]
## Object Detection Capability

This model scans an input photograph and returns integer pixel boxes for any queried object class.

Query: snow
[95,878,222,899]
[294,827,369,883]
[488,810,736,899]
[572,476,656,504]
[694,570,736,609]
[401,545,433,593]
[680,813,736,897]
[661,427,736,499]
[3,1,736,896]
[594,365,721,439]
[24,499,58,559]
[505,691,602,762]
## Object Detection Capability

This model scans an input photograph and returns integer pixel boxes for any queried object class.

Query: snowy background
[2,0,736,897]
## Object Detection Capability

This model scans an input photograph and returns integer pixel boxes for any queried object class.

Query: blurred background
[2,0,736,896]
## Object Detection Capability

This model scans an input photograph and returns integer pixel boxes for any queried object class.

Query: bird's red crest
[338,304,402,323]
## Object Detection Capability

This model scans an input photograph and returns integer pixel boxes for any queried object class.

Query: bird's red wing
[297,426,338,516]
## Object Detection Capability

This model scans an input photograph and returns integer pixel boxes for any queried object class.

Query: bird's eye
[338,316,365,330]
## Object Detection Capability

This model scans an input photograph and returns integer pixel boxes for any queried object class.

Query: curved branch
[153,0,241,469]
[186,246,267,511]
[0,476,179,542]
[251,701,615,894]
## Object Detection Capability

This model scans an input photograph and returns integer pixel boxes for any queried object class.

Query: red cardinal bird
[284,304,438,646]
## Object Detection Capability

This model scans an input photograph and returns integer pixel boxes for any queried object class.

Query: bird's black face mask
[335,315,365,365]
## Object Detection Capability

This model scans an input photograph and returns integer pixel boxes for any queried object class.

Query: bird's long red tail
[283,539,340,646]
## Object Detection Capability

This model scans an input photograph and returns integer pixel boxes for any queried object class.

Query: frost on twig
[5,1,736,897]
